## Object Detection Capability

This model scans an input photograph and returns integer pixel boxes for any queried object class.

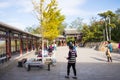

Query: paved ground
[0,46,120,80]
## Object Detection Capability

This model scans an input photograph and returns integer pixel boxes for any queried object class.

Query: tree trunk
[105,19,109,41]
[108,17,111,41]
[103,29,105,41]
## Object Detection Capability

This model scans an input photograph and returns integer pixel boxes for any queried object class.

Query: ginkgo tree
[32,0,65,49]
[42,0,65,41]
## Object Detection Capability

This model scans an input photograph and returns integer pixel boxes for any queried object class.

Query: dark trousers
[107,56,112,62]
[67,63,76,76]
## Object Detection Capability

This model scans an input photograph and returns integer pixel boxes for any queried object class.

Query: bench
[24,58,52,71]
[24,58,44,71]
[0,56,6,63]
[18,58,27,67]
[0,54,8,64]
[25,61,43,71]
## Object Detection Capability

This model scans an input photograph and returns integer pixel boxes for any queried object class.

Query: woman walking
[105,41,113,62]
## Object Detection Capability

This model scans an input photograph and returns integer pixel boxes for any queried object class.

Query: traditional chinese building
[63,28,82,42]
[0,22,40,59]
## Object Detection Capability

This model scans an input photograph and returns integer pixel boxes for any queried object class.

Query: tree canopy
[42,0,65,41]
[32,0,65,42]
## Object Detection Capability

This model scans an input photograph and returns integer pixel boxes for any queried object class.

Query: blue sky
[0,0,120,31]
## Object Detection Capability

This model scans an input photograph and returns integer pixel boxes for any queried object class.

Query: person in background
[73,43,77,52]
[53,42,57,50]
[65,46,77,79]
[105,41,113,62]
[48,44,53,56]
[118,41,120,54]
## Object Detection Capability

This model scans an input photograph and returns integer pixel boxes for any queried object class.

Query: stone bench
[24,58,52,71]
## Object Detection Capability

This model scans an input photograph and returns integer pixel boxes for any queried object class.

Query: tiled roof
[58,35,65,38]
[0,22,40,37]
[64,29,80,35]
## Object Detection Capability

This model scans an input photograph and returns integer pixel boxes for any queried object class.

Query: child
[65,46,77,79]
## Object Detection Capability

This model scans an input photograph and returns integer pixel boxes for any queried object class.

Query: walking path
[0,46,120,80]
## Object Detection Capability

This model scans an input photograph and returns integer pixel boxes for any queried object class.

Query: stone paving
[0,46,120,80]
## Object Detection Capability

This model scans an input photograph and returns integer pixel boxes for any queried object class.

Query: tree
[112,8,120,42]
[24,25,41,34]
[24,26,35,33]
[81,17,103,43]
[69,17,83,30]
[98,10,116,41]
[42,0,65,41]
[32,0,65,49]
[58,22,67,35]
[90,20,103,41]
[81,24,92,43]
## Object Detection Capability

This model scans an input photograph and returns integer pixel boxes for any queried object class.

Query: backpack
[108,44,112,52]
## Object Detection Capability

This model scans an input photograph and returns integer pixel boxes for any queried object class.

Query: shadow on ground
[0,61,120,80]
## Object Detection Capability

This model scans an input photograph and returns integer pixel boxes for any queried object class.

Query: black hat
[69,46,73,49]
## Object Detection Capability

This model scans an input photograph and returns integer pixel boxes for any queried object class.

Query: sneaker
[65,76,69,78]
[72,76,77,79]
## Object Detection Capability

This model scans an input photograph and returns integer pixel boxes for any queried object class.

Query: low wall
[84,41,119,53]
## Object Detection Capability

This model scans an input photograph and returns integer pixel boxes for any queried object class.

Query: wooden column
[6,32,11,59]
[6,39,9,57]
[35,38,38,51]
[15,39,17,52]
[29,40,31,51]
[20,35,23,56]
[31,37,33,51]
[26,37,28,52]
[33,38,36,50]
[32,37,35,50]
[32,38,35,50]
[9,36,11,56]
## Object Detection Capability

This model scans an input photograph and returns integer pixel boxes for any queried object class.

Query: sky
[0,0,120,31]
